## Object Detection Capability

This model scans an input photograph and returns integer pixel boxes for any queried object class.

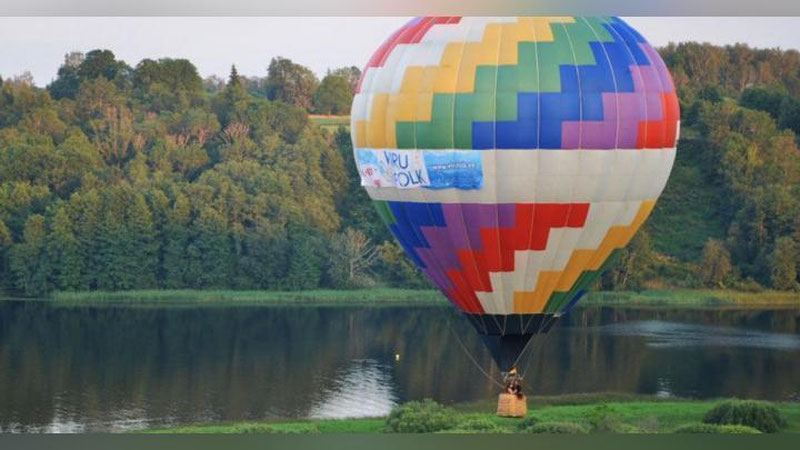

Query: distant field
[37,288,800,308]
[309,114,350,131]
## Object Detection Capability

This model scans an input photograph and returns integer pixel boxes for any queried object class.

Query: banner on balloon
[355,149,483,190]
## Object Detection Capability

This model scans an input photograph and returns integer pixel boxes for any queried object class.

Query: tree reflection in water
[0,301,797,431]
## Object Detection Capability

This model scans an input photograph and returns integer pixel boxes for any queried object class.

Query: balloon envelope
[351,17,679,367]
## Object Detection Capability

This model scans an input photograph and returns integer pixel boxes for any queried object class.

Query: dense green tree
[48,50,130,100]
[47,52,85,99]
[661,42,800,98]
[0,132,59,186]
[284,224,326,290]
[78,50,130,85]
[47,204,82,290]
[9,214,49,295]
[740,87,786,118]
[2,43,800,297]
[700,239,733,288]
[162,193,192,288]
[187,206,233,288]
[228,65,241,86]
[133,58,203,94]
[374,241,429,289]
[600,230,657,291]
[265,57,319,110]
[329,66,362,93]
[313,74,352,115]
[770,236,799,290]
[1,76,53,127]
[52,130,104,196]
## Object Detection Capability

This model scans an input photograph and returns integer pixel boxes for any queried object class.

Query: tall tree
[313,74,352,115]
[47,205,82,290]
[700,239,732,288]
[770,236,799,290]
[328,228,378,288]
[9,214,49,295]
[266,57,319,110]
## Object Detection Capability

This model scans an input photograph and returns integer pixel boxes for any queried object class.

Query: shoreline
[1,288,796,308]
[142,394,800,434]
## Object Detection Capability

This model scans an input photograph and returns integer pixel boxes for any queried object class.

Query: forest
[0,42,799,296]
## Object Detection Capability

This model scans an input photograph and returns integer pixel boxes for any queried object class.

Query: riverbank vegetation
[2,43,800,298]
[17,287,791,307]
[146,396,800,434]
[47,288,446,306]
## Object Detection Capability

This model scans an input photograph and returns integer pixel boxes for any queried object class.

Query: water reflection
[0,301,798,432]
[309,359,397,419]
[595,320,800,350]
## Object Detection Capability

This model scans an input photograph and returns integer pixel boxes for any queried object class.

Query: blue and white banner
[355,149,483,190]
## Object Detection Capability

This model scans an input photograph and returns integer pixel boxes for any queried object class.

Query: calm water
[1,301,799,432]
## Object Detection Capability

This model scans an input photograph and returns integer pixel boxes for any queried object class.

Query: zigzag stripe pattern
[353,17,678,151]
[355,17,680,321]
[375,200,652,314]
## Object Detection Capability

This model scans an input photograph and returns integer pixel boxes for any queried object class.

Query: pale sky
[1,17,799,86]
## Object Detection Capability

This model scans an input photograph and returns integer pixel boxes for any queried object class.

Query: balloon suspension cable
[518,315,560,379]
[508,314,554,371]
[447,317,505,390]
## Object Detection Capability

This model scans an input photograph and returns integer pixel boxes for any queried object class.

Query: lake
[0,300,798,432]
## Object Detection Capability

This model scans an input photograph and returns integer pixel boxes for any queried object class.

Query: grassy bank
[582,289,800,308]
[145,394,800,434]
[47,288,446,306]
[31,288,800,308]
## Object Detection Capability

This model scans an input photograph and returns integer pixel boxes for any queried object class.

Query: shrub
[385,399,458,433]
[674,423,761,434]
[702,400,787,433]
[446,418,505,434]
[584,404,624,433]
[730,277,764,293]
[527,422,588,434]
[516,415,540,430]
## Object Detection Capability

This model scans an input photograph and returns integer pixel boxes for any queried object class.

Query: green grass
[148,419,386,434]
[47,288,446,307]
[582,289,800,308]
[309,115,350,131]
[647,136,729,261]
[144,395,800,434]
[2,287,793,308]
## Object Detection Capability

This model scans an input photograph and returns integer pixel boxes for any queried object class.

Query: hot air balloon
[350,16,679,413]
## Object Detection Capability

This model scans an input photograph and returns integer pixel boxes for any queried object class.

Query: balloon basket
[496,393,527,418]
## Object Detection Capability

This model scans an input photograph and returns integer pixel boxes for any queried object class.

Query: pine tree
[9,214,49,295]
[228,65,241,87]
[46,205,82,290]
[163,193,192,288]
[188,206,232,288]
[127,191,158,288]
[284,224,325,290]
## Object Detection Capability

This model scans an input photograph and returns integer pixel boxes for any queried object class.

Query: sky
[1,17,799,86]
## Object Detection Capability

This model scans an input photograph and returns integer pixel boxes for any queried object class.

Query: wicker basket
[496,393,527,418]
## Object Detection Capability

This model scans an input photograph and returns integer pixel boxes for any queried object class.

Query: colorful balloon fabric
[351,17,679,337]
